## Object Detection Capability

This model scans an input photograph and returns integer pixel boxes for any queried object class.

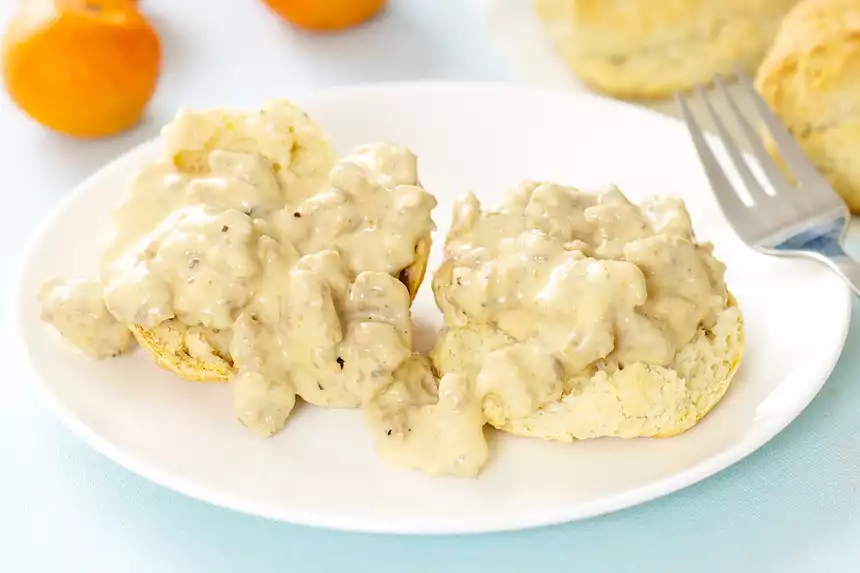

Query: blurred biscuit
[534,0,799,99]
[755,0,860,212]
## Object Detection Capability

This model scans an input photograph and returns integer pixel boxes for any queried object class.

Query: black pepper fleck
[317,382,324,390]
[293,212,302,218]
[336,357,344,369]
[386,429,392,436]
[221,225,229,232]
[189,258,200,269]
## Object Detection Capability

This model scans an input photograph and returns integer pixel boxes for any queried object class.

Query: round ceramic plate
[12,84,851,534]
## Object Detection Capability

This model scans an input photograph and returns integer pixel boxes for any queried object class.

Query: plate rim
[11,81,853,534]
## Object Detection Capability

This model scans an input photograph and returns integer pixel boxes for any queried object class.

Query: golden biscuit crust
[755,0,860,211]
[534,0,799,99]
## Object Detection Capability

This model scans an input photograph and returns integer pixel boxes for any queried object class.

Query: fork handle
[775,215,860,297]
[821,249,860,297]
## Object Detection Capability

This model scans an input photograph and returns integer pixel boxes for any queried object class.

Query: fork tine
[676,91,753,231]
[734,67,830,189]
[714,76,792,194]
[696,83,770,205]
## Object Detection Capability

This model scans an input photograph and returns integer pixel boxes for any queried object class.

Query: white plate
[12,83,851,534]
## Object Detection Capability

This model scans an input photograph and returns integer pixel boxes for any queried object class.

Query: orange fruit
[2,0,161,138]
[262,0,386,32]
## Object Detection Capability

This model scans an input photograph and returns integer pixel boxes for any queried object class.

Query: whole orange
[2,0,161,138]
[262,0,386,32]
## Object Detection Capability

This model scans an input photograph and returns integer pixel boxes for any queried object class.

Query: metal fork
[676,68,860,296]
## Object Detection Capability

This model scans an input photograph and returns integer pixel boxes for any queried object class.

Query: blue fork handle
[773,215,860,297]
[820,250,860,297]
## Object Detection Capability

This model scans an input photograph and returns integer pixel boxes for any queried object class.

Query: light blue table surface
[3,1,858,571]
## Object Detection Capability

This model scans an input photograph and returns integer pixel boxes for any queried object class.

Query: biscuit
[128,102,432,383]
[755,0,860,212]
[534,0,799,99]
[431,296,743,441]
[132,238,431,383]
[430,182,745,441]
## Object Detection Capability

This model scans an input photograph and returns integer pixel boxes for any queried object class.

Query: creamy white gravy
[373,181,729,477]
[38,278,135,359]
[39,100,441,444]
[36,102,730,479]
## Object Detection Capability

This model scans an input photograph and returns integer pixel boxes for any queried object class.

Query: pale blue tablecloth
[2,1,858,571]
